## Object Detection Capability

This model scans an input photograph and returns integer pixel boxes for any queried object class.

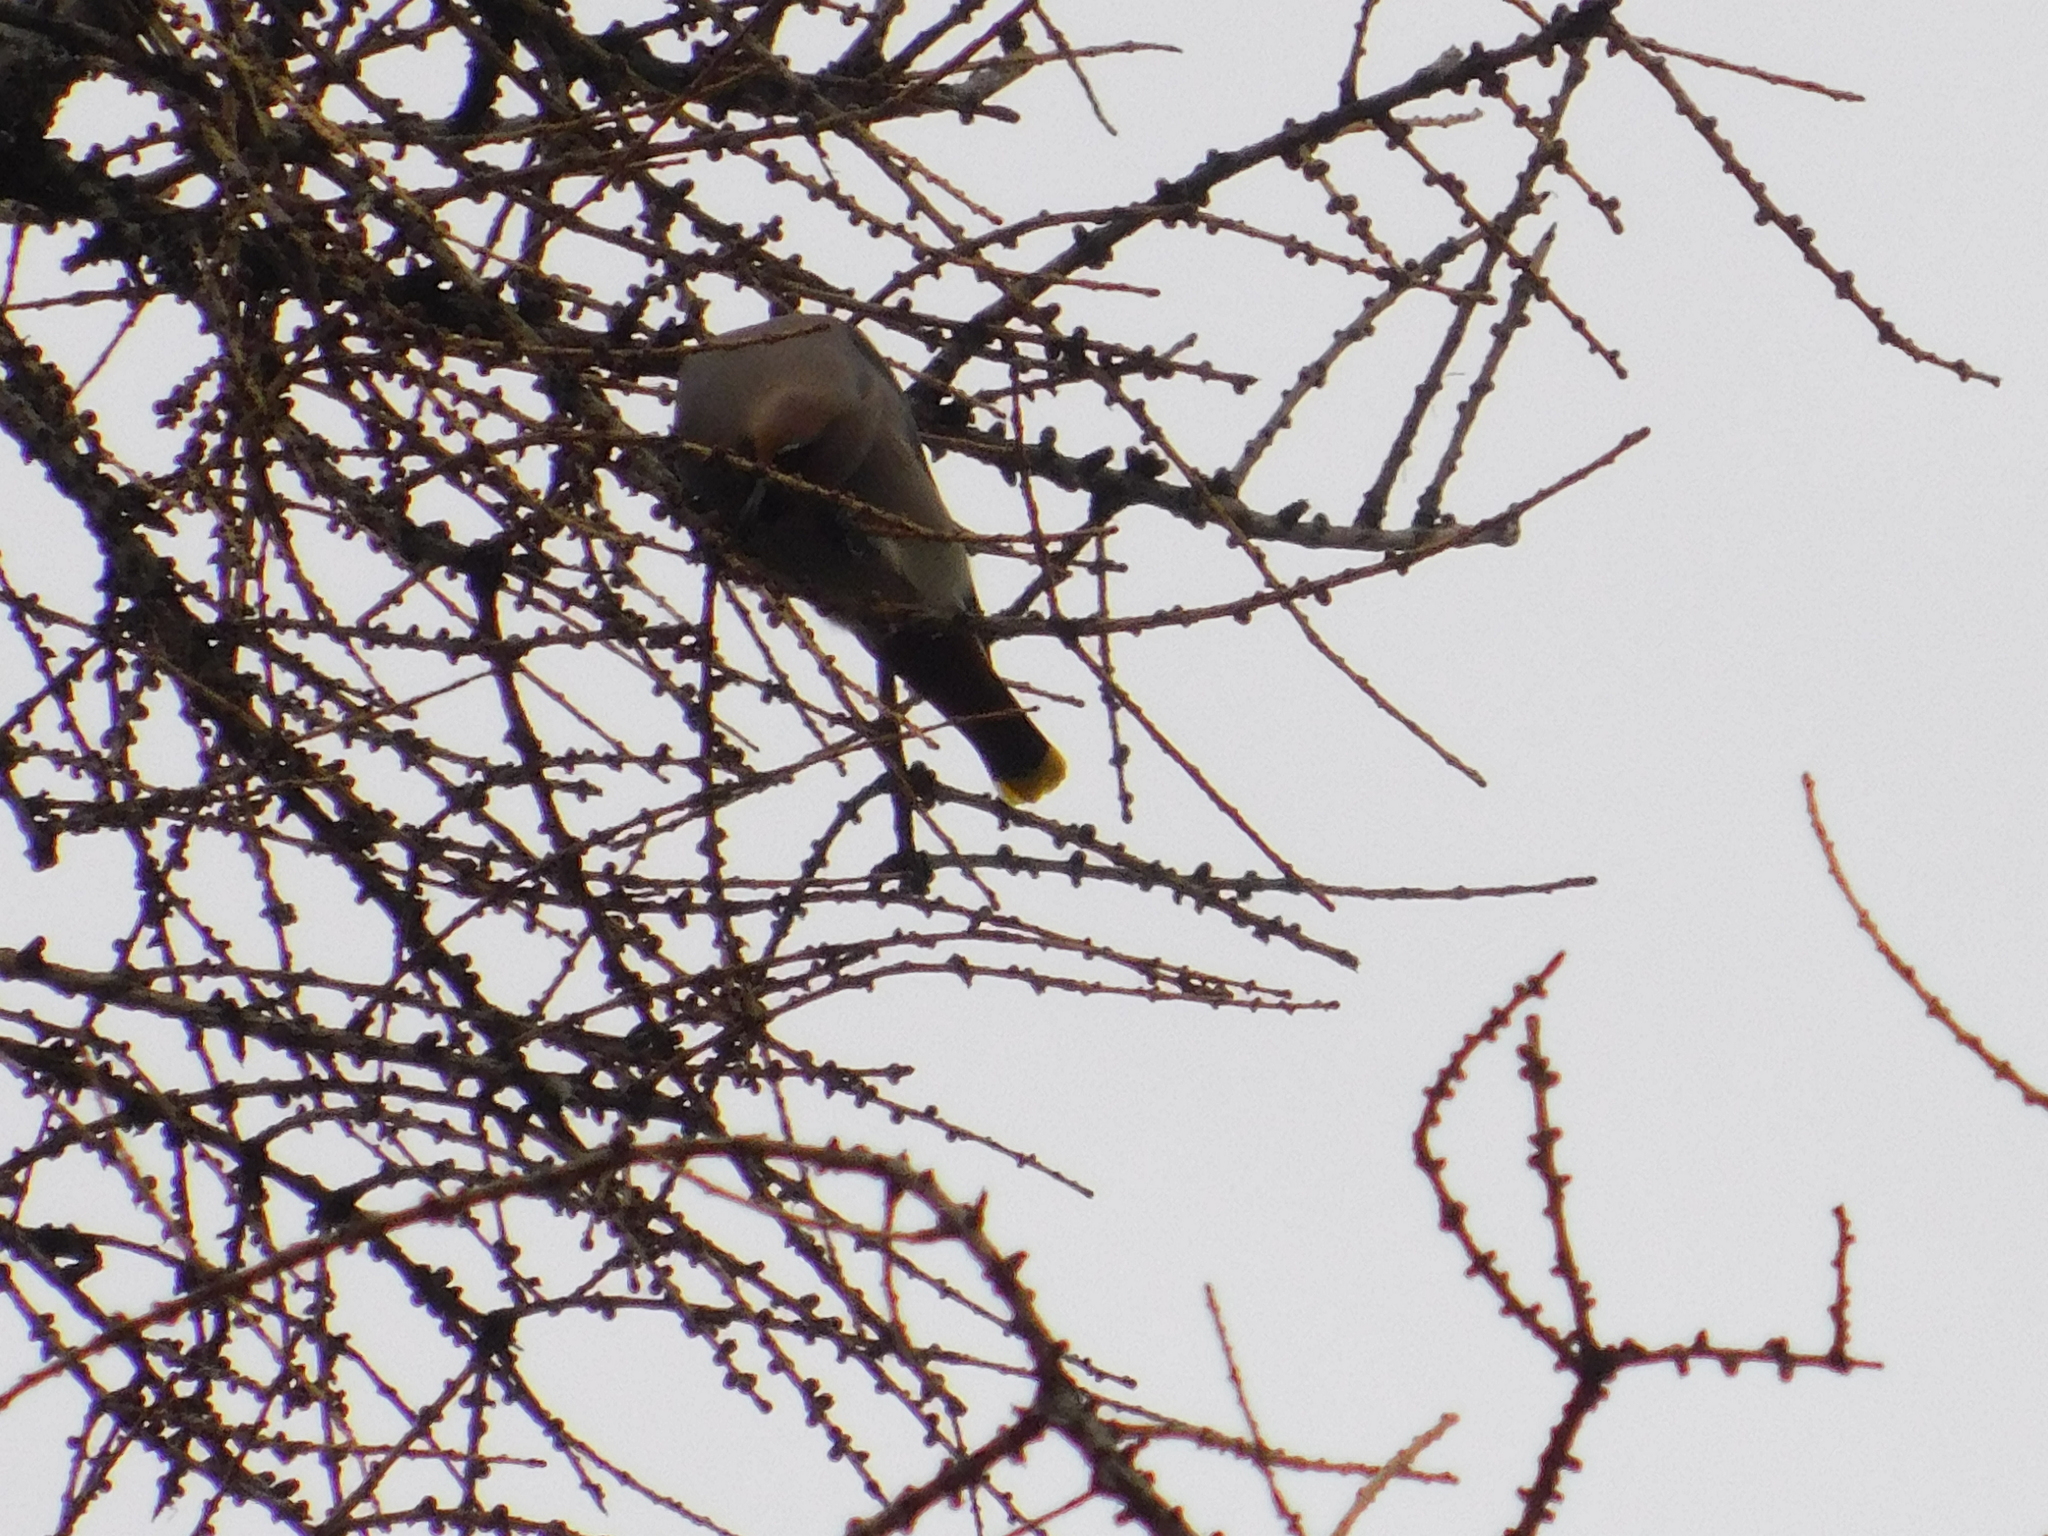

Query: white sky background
[1,0,2044,1532]
[799,1,2048,1533]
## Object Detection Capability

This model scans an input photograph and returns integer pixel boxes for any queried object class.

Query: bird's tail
[875,623,1065,803]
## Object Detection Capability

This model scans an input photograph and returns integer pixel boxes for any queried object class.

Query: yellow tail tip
[997,745,1067,805]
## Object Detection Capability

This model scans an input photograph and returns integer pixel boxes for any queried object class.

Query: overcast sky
[800,2,2048,1533]
[2,2,2043,1533]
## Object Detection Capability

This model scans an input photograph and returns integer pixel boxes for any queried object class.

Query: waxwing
[672,313,1065,803]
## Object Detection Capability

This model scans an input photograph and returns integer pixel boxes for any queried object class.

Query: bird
[670,312,1065,804]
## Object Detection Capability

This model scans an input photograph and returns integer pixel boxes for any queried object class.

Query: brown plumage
[671,313,1064,803]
